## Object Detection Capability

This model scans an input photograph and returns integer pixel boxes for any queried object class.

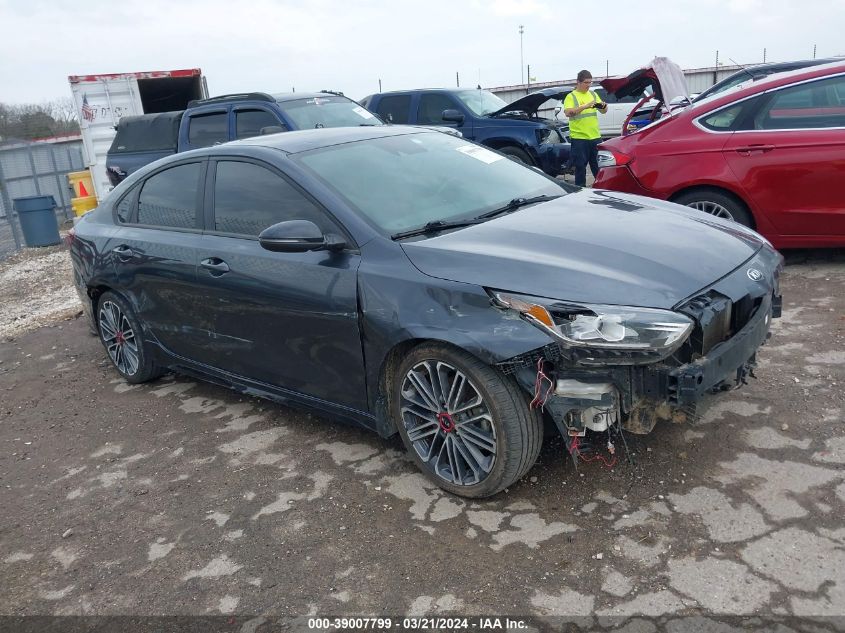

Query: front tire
[499,146,533,166]
[97,291,162,384]
[392,343,542,498]
[674,189,753,227]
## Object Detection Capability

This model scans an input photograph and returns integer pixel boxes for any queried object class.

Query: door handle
[200,258,230,274]
[734,144,775,154]
[112,245,136,259]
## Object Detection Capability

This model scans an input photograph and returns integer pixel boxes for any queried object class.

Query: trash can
[13,195,61,247]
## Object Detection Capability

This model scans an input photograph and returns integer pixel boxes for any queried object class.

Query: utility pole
[527,65,531,90]
[714,50,719,86]
[519,25,525,85]
[456,71,460,87]
[378,79,382,93]
[813,44,817,59]
[606,59,609,78]
[763,47,767,63]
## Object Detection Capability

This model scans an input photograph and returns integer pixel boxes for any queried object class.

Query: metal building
[489,64,746,111]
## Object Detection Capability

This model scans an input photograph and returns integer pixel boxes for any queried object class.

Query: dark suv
[107,91,383,186]
[360,88,571,175]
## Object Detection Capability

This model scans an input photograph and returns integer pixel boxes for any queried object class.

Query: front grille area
[680,290,766,358]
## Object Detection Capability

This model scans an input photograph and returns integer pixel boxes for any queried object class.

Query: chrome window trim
[692,70,845,135]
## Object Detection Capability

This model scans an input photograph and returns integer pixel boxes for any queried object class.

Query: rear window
[700,104,745,130]
[108,112,182,154]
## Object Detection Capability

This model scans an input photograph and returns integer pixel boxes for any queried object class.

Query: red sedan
[595,60,845,248]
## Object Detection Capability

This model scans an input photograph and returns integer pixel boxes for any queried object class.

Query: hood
[401,190,764,310]
[601,57,689,105]
[488,87,569,117]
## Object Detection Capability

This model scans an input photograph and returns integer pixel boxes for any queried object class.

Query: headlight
[490,291,693,358]
[536,128,555,145]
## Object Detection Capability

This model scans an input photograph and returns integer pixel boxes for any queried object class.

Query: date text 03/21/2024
[307,617,529,630]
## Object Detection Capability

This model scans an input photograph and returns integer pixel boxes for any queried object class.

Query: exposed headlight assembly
[490,291,693,362]
[536,128,559,145]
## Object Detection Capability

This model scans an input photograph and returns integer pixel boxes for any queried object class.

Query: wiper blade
[391,219,481,240]
[475,194,562,220]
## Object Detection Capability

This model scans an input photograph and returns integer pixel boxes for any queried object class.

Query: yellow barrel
[71,195,98,217]
[67,170,96,199]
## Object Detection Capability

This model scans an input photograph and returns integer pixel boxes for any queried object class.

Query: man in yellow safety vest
[563,70,607,187]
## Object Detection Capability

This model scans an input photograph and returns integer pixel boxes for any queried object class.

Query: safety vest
[564,90,603,140]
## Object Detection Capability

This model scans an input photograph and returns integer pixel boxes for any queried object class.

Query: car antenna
[728,57,757,81]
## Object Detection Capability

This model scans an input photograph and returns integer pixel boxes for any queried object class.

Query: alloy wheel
[400,360,497,486]
[98,300,140,376]
[686,200,735,220]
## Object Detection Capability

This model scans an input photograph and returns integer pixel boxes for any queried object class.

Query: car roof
[272,92,350,102]
[739,58,841,75]
[690,59,845,112]
[223,124,429,154]
[373,88,472,96]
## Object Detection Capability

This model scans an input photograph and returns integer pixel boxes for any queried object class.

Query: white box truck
[68,68,208,199]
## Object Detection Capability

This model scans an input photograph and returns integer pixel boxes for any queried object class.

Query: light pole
[519,25,524,85]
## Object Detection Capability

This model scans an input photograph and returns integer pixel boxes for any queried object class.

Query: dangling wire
[569,433,617,469]
[530,358,554,410]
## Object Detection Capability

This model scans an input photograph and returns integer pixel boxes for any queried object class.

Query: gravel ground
[0,246,843,628]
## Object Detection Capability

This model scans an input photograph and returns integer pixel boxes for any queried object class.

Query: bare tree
[0,99,80,142]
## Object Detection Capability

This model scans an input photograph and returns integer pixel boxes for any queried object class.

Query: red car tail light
[597,149,633,168]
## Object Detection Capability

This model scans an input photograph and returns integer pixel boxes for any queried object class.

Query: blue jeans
[571,138,600,187]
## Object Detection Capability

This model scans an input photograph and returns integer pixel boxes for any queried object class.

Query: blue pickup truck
[106,91,382,186]
[360,87,571,176]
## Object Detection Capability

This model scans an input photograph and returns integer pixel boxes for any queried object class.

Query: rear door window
[754,76,845,129]
[137,163,201,229]
[374,95,412,124]
[235,109,283,139]
[187,112,228,147]
[212,161,334,236]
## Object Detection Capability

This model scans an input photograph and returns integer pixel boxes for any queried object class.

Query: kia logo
[747,268,764,281]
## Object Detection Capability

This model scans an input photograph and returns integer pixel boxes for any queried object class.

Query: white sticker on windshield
[353,106,375,119]
[456,144,503,164]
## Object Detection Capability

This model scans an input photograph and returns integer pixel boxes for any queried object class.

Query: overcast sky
[1,0,843,104]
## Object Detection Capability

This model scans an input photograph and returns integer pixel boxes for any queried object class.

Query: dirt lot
[0,246,844,627]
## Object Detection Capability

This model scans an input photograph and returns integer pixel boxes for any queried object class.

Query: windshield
[276,96,383,129]
[454,90,509,116]
[295,132,566,235]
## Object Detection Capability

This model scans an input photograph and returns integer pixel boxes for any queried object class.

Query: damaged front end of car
[491,247,783,441]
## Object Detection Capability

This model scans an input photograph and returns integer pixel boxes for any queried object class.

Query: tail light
[597,149,633,167]
[64,227,76,248]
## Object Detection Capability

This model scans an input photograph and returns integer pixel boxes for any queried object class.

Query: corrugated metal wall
[0,139,85,260]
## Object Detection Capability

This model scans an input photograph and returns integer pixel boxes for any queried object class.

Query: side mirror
[441,109,465,124]
[259,220,346,253]
[260,125,288,135]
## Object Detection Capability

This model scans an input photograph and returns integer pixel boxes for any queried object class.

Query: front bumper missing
[506,292,778,437]
[666,293,773,406]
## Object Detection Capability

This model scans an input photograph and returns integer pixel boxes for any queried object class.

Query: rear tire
[673,189,753,228]
[97,291,163,384]
[392,342,542,498]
